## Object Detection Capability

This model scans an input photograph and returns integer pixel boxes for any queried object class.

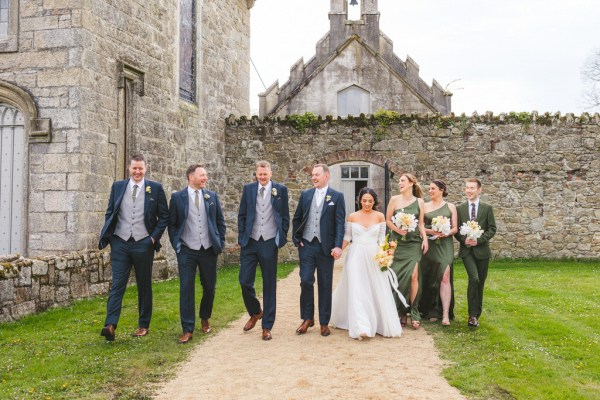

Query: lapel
[320,188,331,220]
[115,180,128,209]
[203,190,212,219]
[143,181,150,215]
[181,189,189,221]
[476,201,484,222]
[251,182,259,207]
[269,181,276,206]
[304,188,316,219]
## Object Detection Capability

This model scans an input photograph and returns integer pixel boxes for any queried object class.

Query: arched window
[0,103,25,254]
[337,85,370,117]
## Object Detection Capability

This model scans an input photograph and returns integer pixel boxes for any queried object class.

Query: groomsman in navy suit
[237,161,289,341]
[98,154,169,341]
[292,164,345,337]
[168,164,226,344]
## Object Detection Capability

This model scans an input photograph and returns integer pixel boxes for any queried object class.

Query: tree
[582,48,600,111]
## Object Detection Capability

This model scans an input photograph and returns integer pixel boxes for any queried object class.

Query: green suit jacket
[455,201,497,259]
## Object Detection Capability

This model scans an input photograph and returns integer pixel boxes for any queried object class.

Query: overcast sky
[249,0,600,115]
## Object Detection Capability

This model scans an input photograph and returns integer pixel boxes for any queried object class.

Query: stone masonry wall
[0,0,251,258]
[223,112,600,260]
[0,251,174,322]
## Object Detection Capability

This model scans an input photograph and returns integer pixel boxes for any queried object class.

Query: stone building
[258,0,452,211]
[258,0,452,119]
[0,0,255,257]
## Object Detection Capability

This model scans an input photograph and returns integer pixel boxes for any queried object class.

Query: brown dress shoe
[133,327,149,337]
[100,324,115,341]
[201,319,212,334]
[320,325,331,337]
[243,311,263,331]
[178,332,193,344]
[296,319,314,334]
[262,329,272,341]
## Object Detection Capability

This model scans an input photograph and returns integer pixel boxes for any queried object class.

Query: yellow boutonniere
[145,186,151,194]
[325,195,331,202]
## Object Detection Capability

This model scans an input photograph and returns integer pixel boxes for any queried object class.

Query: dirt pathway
[154,260,465,400]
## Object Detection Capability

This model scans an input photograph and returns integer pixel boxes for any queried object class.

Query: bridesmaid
[420,180,458,326]
[386,173,428,329]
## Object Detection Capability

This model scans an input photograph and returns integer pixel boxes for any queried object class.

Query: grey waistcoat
[250,188,277,241]
[115,184,149,241]
[302,192,322,243]
[181,191,213,250]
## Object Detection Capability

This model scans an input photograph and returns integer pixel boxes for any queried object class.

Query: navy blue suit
[98,179,168,329]
[292,187,345,325]
[237,181,289,330]
[168,188,226,333]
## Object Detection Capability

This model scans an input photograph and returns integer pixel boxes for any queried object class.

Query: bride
[330,188,403,339]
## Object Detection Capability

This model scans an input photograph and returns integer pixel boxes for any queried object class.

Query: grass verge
[424,259,600,400]
[0,262,297,399]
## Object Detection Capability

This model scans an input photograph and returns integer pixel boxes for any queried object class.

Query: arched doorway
[0,103,25,254]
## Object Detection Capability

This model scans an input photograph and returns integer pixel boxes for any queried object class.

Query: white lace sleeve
[378,222,386,244]
[343,222,352,242]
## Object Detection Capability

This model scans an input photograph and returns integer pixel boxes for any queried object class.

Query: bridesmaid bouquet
[459,220,484,247]
[374,234,397,271]
[430,215,451,244]
[391,212,418,240]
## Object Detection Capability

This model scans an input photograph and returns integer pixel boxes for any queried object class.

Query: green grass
[424,259,600,400]
[0,263,297,399]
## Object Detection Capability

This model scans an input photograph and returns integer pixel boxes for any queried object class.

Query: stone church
[259,0,452,213]
[259,0,452,118]
[0,0,255,257]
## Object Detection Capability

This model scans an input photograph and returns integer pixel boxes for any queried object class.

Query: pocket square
[328,201,334,205]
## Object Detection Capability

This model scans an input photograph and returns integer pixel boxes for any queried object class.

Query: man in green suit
[455,178,497,327]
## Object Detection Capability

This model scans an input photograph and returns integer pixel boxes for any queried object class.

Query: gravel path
[154,260,466,400]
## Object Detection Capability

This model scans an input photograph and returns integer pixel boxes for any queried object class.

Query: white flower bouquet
[459,220,484,247]
[430,215,451,244]
[391,212,418,240]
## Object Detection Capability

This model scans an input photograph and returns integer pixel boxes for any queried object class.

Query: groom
[292,164,345,336]
[455,178,497,328]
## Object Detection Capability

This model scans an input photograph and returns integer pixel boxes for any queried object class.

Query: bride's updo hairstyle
[357,187,379,210]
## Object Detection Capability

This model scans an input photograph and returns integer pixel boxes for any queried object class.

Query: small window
[337,85,370,117]
[0,0,9,37]
[0,0,17,52]
[341,165,369,180]
[179,0,196,102]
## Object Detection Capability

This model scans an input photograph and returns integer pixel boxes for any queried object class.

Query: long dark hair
[431,179,449,197]
[357,187,379,210]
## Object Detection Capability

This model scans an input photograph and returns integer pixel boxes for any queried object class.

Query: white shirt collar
[317,186,328,196]
[259,181,272,192]
[129,178,145,190]
[188,186,203,197]
[469,198,480,207]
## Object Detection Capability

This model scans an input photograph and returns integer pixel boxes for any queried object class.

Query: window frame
[0,0,18,53]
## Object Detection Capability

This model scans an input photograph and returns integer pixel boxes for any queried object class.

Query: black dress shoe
[468,316,479,327]
[101,324,115,341]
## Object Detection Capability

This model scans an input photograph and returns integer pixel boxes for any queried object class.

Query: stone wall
[223,112,600,260]
[0,0,252,257]
[0,251,173,322]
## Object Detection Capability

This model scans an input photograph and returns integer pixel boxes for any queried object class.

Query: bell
[350,0,358,6]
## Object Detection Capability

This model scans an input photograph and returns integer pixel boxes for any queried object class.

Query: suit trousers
[177,245,218,333]
[239,238,278,330]
[298,238,334,325]
[462,253,489,318]
[105,235,155,328]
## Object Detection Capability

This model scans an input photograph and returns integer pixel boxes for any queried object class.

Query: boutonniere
[271,188,278,197]
[203,193,210,200]
[325,195,331,202]
[145,186,151,194]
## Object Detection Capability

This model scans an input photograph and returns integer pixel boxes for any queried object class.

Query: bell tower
[329,0,380,52]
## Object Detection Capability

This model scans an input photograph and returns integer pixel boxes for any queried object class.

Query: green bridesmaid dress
[389,200,423,322]
[420,203,455,320]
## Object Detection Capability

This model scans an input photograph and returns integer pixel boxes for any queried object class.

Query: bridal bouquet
[374,234,397,271]
[430,215,451,244]
[459,220,484,247]
[391,212,418,240]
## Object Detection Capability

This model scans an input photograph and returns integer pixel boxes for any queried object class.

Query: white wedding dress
[330,222,402,339]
